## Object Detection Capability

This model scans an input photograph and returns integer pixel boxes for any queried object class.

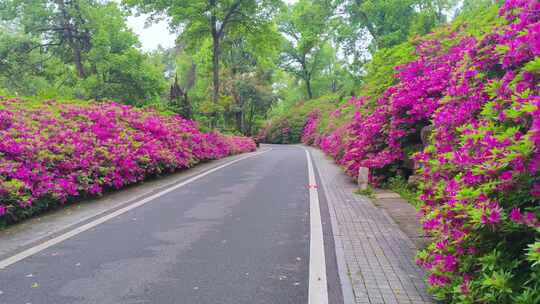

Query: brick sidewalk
[308,147,434,304]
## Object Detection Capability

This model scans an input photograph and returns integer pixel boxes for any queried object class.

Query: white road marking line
[311,148,355,304]
[305,150,329,304]
[0,149,272,270]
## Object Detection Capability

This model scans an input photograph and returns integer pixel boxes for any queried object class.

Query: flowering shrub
[0,97,255,225]
[296,0,540,301]
[301,110,320,145]
[308,97,365,160]
[413,1,540,302]
[258,94,343,144]
[258,115,306,144]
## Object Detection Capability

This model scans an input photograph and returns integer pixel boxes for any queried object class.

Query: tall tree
[55,0,90,78]
[458,0,500,15]
[0,0,92,78]
[168,43,197,118]
[221,37,277,134]
[279,0,336,99]
[123,0,281,109]
[336,0,458,70]
[0,0,166,103]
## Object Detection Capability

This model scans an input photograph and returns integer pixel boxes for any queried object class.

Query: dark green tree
[0,0,166,104]
[278,0,337,99]
[123,0,282,109]
[221,37,277,134]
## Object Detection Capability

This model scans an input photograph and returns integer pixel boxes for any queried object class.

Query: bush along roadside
[413,1,540,302]
[0,97,256,227]
[269,0,540,302]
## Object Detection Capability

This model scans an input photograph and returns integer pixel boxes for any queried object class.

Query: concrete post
[358,167,369,190]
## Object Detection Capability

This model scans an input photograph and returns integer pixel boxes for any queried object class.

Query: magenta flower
[460,273,471,294]
[482,208,502,225]
[443,254,459,272]
[500,171,513,181]
[510,208,523,223]
[525,212,537,225]
[0,97,256,220]
[428,274,450,287]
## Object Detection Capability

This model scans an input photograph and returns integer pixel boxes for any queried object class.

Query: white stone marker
[358,167,369,190]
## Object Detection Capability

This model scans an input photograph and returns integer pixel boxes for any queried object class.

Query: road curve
[0,145,342,304]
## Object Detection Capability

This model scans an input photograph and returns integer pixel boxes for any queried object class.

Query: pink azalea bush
[301,110,320,145]
[414,1,540,302]
[304,97,365,160]
[258,94,343,144]
[297,1,540,301]
[257,119,296,144]
[0,97,255,225]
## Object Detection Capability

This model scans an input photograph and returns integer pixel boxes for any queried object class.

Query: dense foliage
[263,0,540,302]
[123,0,282,119]
[0,97,255,226]
[0,0,166,104]
[415,1,540,302]
[258,94,343,143]
[0,0,469,136]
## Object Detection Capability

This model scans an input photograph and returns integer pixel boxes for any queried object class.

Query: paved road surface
[0,145,343,304]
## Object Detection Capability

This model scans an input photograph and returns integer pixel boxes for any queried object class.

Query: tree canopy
[0,0,478,134]
[0,0,165,104]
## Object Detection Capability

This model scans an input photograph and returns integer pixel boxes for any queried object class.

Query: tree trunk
[331,78,337,92]
[246,102,255,136]
[300,59,313,100]
[183,92,192,119]
[72,43,86,78]
[209,0,219,129]
[209,31,221,128]
[241,111,245,135]
[212,36,220,104]
[305,76,313,99]
[56,0,86,78]
[235,111,243,133]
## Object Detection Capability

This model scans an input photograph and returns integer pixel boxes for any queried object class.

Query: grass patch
[355,186,374,198]
[383,176,422,208]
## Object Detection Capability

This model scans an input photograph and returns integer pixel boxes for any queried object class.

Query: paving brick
[309,148,434,304]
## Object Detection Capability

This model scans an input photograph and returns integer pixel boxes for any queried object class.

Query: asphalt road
[0,145,342,304]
